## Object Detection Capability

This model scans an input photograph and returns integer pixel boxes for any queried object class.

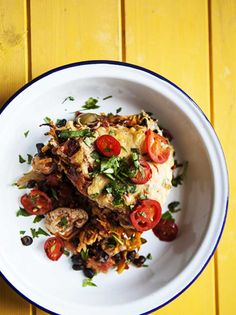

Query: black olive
[72,264,83,271]
[113,252,122,263]
[133,255,146,267]
[21,236,33,246]
[71,237,80,247]
[83,268,95,279]
[127,251,136,262]
[71,254,84,266]
[26,180,36,188]
[56,119,67,128]
[36,143,45,158]
[98,251,109,262]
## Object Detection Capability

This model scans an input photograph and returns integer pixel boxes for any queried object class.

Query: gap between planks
[208,0,219,315]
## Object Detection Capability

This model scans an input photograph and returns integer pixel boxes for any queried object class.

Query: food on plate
[16,106,184,285]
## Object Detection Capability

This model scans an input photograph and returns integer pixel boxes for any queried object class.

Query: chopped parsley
[24,130,29,138]
[58,217,68,227]
[33,215,45,223]
[82,278,97,287]
[63,249,70,257]
[168,201,181,213]
[58,129,93,139]
[141,264,149,268]
[30,227,49,238]
[80,249,88,261]
[82,97,99,110]
[172,161,188,187]
[146,253,152,260]
[19,155,26,164]
[103,95,112,100]
[162,201,181,221]
[43,116,51,124]
[116,107,122,114]
[62,96,75,103]
[51,188,58,200]
[27,154,33,165]
[90,193,99,199]
[19,230,26,235]
[16,207,30,217]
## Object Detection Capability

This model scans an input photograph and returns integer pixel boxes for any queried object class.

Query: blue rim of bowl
[0,60,229,315]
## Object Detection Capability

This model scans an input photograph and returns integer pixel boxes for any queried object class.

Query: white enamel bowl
[0,61,228,315]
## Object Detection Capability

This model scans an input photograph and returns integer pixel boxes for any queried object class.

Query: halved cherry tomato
[153,219,178,241]
[20,189,52,215]
[145,129,170,163]
[95,135,121,157]
[44,237,64,261]
[130,199,162,232]
[130,159,152,185]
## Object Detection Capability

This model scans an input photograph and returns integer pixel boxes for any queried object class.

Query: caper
[75,113,99,126]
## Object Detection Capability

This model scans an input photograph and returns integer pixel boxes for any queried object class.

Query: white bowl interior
[0,64,227,315]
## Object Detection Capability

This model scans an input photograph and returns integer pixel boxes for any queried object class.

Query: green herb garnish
[162,211,174,221]
[16,207,30,217]
[33,215,45,223]
[63,249,70,257]
[27,154,33,165]
[162,201,182,221]
[31,227,49,238]
[62,96,75,103]
[82,97,99,110]
[58,217,68,227]
[90,193,99,199]
[24,130,29,138]
[43,116,51,124]
[103,95,112,100]
[80,249,88,261]
[116,107,122,114]
[141,264,149,268]
[19,155,26,164]
[51,188,58,200]
[168,201,181,213]
[82,278,97,287]
[172,161,188,187]
[146,253,152,260]
[111,233,124,246]
[58,129,92,139]
[19,230,26,235]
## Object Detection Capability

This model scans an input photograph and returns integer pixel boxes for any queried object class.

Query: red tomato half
[145,129,170,164]
[130,199,162,232]
[20,189,52,215]
[153,219,178,241]
[131,159,152,185]
[44,237,64,261]
[95,135,121,157]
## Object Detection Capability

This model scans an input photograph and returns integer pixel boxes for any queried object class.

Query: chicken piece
[32,156,55,175]
[45,207,88,240]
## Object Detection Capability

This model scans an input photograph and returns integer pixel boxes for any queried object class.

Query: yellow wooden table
[0,1,235,314]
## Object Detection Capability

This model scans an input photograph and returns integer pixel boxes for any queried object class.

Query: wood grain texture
[210,0,236,314]
[30,0,121,78]
[124,1,216,314]
[0,1,30,313]
[0,0,28,107]
[124,0,211,116]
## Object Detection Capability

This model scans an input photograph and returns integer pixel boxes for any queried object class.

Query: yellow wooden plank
[125,1,215,314]
[125,0,210,117]
[0,0,28,107]
[0,0,30,313]
[210,1,236,314]
[30,0,121,78]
